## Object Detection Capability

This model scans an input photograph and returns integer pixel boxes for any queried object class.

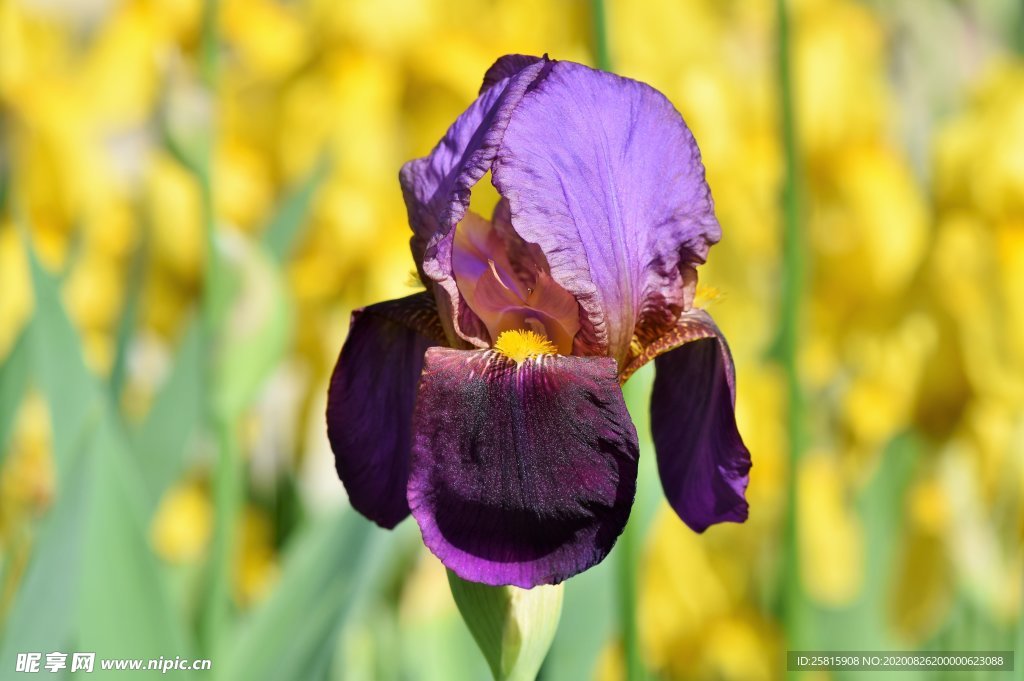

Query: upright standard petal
[648,310,750,533]
[326,292,446,529]
[400,58,549,348]
[479,54,545,94]
[408,348,638,587]
[492,60,721,364]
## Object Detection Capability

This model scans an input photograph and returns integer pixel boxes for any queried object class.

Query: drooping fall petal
[648,310,751,532]
[326,292,446,528]
[407,347,639,587]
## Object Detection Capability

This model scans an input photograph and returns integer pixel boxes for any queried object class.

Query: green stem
[775,0,806,656]
[1017,0,1024,55]
[199,419,242,652]
[109,213,148,400]
[616,523,643,681]
[191,0,241,656]
[199,0,220,88]
[590,0,612,71]
[0,108,9,218]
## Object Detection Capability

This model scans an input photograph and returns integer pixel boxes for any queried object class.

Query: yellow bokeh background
[0,0,1021,679]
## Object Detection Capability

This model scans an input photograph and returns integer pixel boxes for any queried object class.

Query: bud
[447,570,564,681]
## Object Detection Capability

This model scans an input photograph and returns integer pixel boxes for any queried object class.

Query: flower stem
[1018,0,1024,56]
[199,0,220,88]
[191,0,240,657]
[616,522,644,681]
[590,0,612,71]
[774,0,806,656]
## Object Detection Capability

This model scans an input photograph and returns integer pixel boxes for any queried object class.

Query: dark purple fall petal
[492,61,721,365]
[649,310,750,533]
[326,292,446,529]
[408,348,639,587]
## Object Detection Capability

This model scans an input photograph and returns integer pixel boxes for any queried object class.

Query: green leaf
[77,415,190,659]
[0,328,30,466]
[813,434,923,681]
[220,512,408,681]
[0,429,90,657]
[24,242,97,480]
[108,215,150,399]
[616,361,659,681]
[1,411,190,668]
[0,237,190,672]
[544,556,616,681]
[213,237,291,421]
[132,319,203,512]
[397,603,493,681]
[446,571,564,681]
[262,157,330,264]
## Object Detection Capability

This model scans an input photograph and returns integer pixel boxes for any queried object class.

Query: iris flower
[327,55,751,588]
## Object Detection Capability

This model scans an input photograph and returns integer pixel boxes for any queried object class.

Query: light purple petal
[649,310,750,533]
[480,54,545,94]
[400,58,550,348]
[408,348,638,587]
[492,61,721,365]
[326,293,446,529]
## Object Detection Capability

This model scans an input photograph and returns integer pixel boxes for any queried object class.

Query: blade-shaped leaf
[220,512,411,681]
[398,604,493,681]
[108,215,150,400]
[25,243,96,480]
[0,328,30,466]
[132,319,203,513]
[79,414,190,659]
[0,395,191,673]
[543,556,617,681]
[0,238,191,671]
[213,238,290,422]
[262,157,330,264]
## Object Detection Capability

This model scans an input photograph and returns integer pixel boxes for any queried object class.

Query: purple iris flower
[327,55,751,588]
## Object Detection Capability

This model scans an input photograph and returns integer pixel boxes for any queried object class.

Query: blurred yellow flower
[840,314,936,453]
[889,526,952,643]
[214,138,273,232]
[223,0,307,81]
[794,0,886,160]
[0,393,55,531]
[150,481,212,564]
[145,152,203,286]
[811,144,928,303]
[797,452,864,606]
[908,477,951,536]
[400,552,458,625]
[233,506,280,607]
[0,223,31,359]
[639,508,780,680]
[935,63,1024,224]
[64,252,123,374]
